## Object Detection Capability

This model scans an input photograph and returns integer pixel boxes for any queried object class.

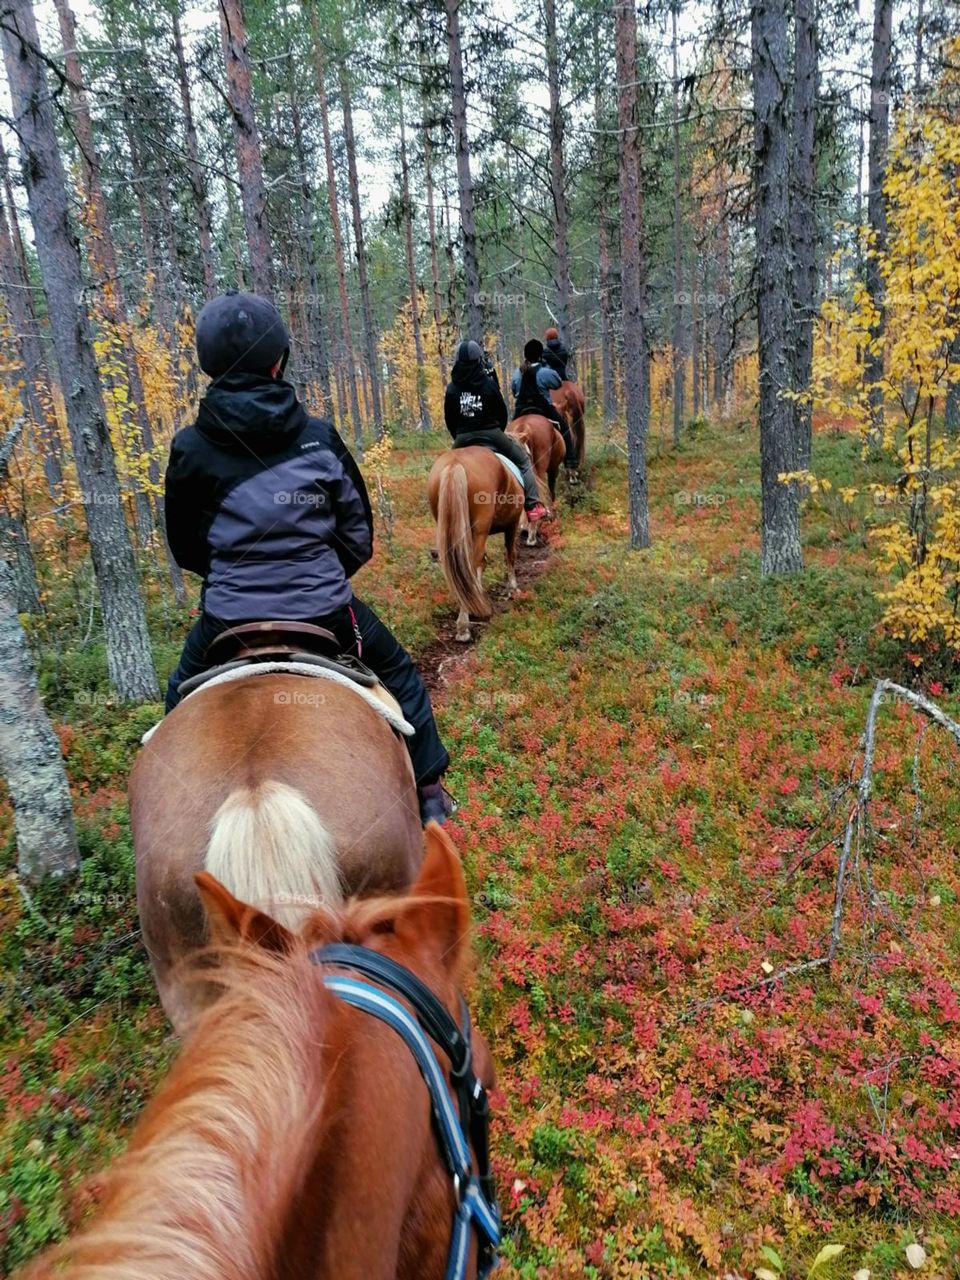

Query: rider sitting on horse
[443,340,547,521]
[511,339,577,471]
[163,290,454,826]
[542,327,571,382]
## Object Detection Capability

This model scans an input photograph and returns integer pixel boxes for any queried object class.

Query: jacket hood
[451,340,488,390]
[195,372,307,451]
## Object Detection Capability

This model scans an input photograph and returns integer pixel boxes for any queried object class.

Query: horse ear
[195,871,295,954]
[396,823,470,974]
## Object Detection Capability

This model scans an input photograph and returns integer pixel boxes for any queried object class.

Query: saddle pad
[497,454,524,489]
[141,661,414,745]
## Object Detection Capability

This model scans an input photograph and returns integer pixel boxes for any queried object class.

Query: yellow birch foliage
[800,59,960,652]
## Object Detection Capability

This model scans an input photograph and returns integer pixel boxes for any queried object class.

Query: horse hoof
[455,631,471,643]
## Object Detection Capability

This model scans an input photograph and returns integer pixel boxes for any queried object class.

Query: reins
[311,943,501,1280]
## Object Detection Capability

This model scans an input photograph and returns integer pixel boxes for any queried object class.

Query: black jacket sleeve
[164,434,214,577]
[325,425,374,578]
[487,384,508,431]
[444,385,459,438]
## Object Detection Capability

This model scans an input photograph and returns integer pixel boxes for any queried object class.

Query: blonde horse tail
[205,781,342,927]
[437,462,490,619]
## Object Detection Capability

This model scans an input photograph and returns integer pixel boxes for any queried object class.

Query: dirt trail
[418,532,553,697]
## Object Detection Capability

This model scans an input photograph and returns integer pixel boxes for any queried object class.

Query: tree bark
[0,137,62,495]
[445,0,482,341]
[791,0,818,472]
[311,17,364,454]
[421,103,448,385]
[219,0,274,297]
[752,0,803,574]
[0,556,79,881]
[337,45,383,437]
[614,0,650,549]
[172,2,217,299]
[544,0,572,343]
[866,0,892,428]
[671,0,683,443]
[54,0,156,545]
[398,83,431,431]
[2,0,159,699]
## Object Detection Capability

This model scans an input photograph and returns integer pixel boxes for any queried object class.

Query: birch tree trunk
[445,0,482,341]
[0,137,62,496]
[1,0,159,700]
[219,0,274,297]
[791,0,818,472]
[752,0,803,575]
[614,0,650,549]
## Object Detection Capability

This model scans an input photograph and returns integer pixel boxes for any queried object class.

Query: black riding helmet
[195,290,290,378]
[524,338,544,362]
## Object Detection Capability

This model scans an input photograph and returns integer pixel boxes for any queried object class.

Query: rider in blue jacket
[164,291,454,825]
[511,339,577,469]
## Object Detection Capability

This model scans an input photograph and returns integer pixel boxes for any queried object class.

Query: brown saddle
[177,620,379,699]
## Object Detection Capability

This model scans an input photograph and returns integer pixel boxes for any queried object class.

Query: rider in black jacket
[442,340,546,518]
[164,291,454,825]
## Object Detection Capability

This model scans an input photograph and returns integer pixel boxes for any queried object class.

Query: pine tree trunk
[288,52,332,413]
[2,0,159,700]
[219,0,274,297]
[421,105,448,385]
[866,0,892,429]
[592,20,616,424]
[671,1,684,443]
[544,0,572,343]
[0,555,79,881]
[398,84,432,431]
[445,0,482,341]
[791,0,818,472]
[312,19,364,454]
[752,0,803,575]
[0,421,40,613]
[614,0,650,549]
[691,254,701,417]
[172,2,217,299]
[337,51,383,437]
[54,0,156,545]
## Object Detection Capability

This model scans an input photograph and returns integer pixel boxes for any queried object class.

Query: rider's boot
[418,778,459,826]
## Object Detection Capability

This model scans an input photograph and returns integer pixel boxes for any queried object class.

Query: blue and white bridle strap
[322,974,501,1279]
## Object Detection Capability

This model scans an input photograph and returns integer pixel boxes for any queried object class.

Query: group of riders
[164,291,579,829]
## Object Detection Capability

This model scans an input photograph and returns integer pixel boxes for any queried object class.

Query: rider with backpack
[443,340,547,521]
[511,339,577,472]
[163,290,455,825]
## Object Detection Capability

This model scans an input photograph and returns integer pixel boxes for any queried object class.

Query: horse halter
[310,943,501,1280]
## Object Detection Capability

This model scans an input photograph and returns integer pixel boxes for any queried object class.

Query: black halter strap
[311,942,500,1277]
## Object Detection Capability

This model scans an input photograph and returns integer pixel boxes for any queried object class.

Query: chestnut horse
[427,446,523,643]
[130,676,422,1031]
[18,827,499,1280]
[508,413,565,544]
[551,381,586,466]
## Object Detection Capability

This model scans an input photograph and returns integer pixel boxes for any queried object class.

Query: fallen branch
[829,679,960,960]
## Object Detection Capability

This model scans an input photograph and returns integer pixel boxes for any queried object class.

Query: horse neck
[28,952,332,1280]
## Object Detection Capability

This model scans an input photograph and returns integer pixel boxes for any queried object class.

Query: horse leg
[505,519,520,590]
